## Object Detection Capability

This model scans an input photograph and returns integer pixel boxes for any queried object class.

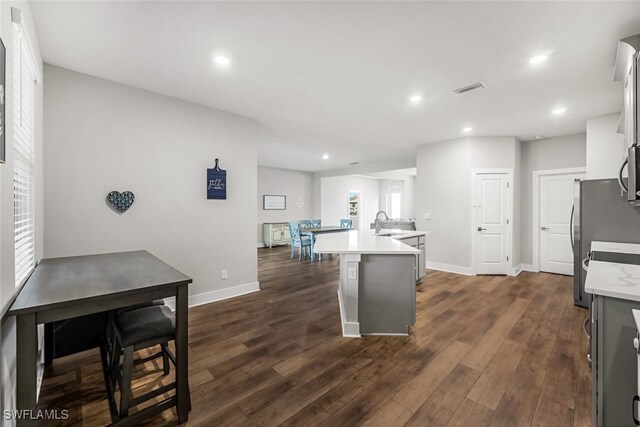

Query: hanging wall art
[106,191,135,214]
[207,158,227,200]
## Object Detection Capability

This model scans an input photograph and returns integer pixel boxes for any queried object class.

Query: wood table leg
[175,284,189,423]
[16,312,37,427]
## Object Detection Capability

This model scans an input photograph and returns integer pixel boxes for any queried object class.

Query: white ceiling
[31,1,640,172]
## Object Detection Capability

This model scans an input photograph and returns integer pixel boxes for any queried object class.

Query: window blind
[13,24,36,287]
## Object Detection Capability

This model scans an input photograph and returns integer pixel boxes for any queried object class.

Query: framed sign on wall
[263,195,286,210]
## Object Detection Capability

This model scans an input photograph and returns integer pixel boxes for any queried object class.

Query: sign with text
[207,158,226,200]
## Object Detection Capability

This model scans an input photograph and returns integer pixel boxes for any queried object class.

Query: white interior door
[539,173,584,275]
[475,173,509,275]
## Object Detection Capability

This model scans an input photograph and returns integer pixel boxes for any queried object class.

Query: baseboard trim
[511,264,523,276]
[425,261,473,276]
[165,281,260,310]
[510,263,536,276]
[337,288,360,338]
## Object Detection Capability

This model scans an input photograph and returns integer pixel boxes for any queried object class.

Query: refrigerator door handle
[583,316,591,340]
[570,204,575,253]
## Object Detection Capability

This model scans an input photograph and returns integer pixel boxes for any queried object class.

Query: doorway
[472,170,513,275]
[348,191,361,230]
[533,168,586,275]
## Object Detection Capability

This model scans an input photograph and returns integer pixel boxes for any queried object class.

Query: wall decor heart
[106,191,135,214]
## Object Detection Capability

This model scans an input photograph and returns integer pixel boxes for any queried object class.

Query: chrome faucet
[374,210,389,234]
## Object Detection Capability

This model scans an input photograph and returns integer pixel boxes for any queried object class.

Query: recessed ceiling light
[462,126,473,133]
[213,55,231,66]
[551,107,566,115]
[322,154,330,160]
[409,94,422,103]
[529,54,548,65]
[534,135,544,140]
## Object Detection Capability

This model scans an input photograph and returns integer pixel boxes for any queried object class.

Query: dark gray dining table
[302,226,351,260]
[7,250,192,426]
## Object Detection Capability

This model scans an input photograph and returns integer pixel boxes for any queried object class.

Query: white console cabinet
[263,223,291,248]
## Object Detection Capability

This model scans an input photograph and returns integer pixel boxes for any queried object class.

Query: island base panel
[358,254,416,335]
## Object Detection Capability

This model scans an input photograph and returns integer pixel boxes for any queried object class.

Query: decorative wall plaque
[207,158,227,200]
[106,191,135,214]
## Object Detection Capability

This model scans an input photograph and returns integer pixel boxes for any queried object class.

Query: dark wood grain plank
[35,247,589,427]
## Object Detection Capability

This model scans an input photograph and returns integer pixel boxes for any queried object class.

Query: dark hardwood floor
[37,246,592,426]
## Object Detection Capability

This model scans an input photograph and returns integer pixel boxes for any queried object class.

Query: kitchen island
[313,230,426,337]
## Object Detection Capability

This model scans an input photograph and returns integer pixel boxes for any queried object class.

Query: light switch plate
[422,212,431,220]
[221,270,228,279]
[348,267,358,280]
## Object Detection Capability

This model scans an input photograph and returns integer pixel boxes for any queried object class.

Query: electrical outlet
[221,270,228,280]
[348,267,357,280]
[422,212,431,220]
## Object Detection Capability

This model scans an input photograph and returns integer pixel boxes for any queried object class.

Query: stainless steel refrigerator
[574,178,640,307]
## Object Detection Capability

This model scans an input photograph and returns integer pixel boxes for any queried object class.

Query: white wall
[44,65,259,302]
[404,175,415,220]
[586,113,625,180]
[320,175,379,231]
[415,136,518,271]
[0,1,44,422]
[312,157,415,218]
[257,166,314,244]
[520,133,586,265]
[416,138,471,269]
[378,176,416,220]
[378,179,404,218]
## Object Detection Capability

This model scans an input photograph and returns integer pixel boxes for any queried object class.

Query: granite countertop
[584,241,640,302]
[314,230,422,255]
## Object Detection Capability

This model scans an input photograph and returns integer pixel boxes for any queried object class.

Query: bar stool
[102,300,167,378]
[101,304,187,423]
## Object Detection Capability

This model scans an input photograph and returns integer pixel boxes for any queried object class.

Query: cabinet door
[272,229,282,243]
[283,227,291,241]
[263,225,272,245]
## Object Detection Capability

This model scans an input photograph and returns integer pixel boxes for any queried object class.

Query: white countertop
[590,241,640,255]
[314,230,422,255]
[585,241,640,302]
[372,229,429,239]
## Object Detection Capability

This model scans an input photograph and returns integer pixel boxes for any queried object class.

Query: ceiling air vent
[349,162,359,165]
[453,82,485,95]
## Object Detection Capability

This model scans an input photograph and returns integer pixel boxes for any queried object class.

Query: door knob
[541,226,550,231]
[477,227,487,231]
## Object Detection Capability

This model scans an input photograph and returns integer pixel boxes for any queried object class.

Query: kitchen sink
[376,231,405,237]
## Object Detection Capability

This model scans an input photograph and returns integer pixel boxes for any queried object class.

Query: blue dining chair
[340,219,352,229]
[299,220,312,229]
[288,221,312,260]
[310,219,321,228]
